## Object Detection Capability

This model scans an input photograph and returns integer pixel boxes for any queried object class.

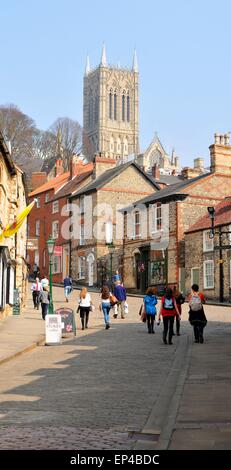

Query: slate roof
[186,197,231,233]
[49,171,93,202]
[133,172,212,206]
[70,161,160,199]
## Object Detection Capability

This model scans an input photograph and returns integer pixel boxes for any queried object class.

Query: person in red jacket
[157,288,180,345]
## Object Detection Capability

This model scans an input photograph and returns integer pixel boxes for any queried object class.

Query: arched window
[122,92,125,122]
[127,93,130,122]
[109,89,112,119]
[117,138,121,153]
[114,91,117,120]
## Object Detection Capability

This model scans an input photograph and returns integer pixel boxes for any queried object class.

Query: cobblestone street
[0,286,230,449]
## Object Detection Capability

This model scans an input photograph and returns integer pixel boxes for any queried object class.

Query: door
[179,268,186,295]
[191,268,200,286]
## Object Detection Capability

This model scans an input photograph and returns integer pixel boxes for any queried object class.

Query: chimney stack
[152,163,160,179]
[210,132,231,175]
[55,159,64,176]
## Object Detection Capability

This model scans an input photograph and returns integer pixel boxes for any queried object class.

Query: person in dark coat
[188,284,207,343]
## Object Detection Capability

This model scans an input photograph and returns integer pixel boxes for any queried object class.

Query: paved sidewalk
[0,286,231,449]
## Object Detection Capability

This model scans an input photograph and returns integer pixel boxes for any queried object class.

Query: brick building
[0,132,27,317]
[122,133,231,293]
[27,159,93,283]
[185,197,231,301]
[69,157,159,287]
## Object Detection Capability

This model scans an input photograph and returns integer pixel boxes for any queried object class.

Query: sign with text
[45,314,62,345]
[54,246,63,256]
[27,238,39,250]
[55,307,76,336]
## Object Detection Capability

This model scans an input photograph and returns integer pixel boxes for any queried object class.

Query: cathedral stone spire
[171,148,176,165]
[100,43,107,67]
[85,55,91,75]
[132,49,138,72]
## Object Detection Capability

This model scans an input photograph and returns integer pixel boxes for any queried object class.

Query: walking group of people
[31,275,50,320]
[142,283,207,344]
[31,268,207,343]
[77,271,127,331]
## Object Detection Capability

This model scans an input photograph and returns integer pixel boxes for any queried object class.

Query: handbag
[109,294,118,306]
[140,305,147,322]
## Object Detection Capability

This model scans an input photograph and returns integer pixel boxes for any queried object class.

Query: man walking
[63,275,72,302]
[114,281,126,319]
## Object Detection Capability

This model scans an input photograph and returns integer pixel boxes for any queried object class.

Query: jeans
[102,302,111,325]
[163,316,175,343]
[147,314,155,332]
[32,291,40,309]
[64,286,72,298]
[41,303,48,320]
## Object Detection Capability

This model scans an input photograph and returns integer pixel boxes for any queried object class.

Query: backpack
[189,295,202,312]
[163,297,174,310]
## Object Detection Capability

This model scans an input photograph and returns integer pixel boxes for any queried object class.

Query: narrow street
[0,286,230,450]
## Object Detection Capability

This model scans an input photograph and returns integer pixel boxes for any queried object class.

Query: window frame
[35,220,40,236]
[53,255,61,274]
[203,230,214,252]
[52,200,59,214]
[52,220,59,239]
[78,256,85,279]
[134,210,141,239]
[203,260,214,289]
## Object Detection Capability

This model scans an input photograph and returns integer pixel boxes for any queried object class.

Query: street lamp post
[207,207,231,303]
[46,235,55,314]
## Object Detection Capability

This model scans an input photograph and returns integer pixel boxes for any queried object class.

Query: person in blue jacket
[144,287,158,334]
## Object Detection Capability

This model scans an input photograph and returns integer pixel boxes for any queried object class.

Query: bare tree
[0,104,42,174]
[50,117,82,170]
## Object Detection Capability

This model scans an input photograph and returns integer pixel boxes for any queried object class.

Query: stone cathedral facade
[83,45,139,160]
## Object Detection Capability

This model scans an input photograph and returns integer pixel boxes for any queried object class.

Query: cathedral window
[114,92,117,120]
[127,94,130,122]
[109,90,113,119]
[122,92,125,121]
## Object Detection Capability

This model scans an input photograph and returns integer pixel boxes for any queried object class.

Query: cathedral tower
[83,45,139,160]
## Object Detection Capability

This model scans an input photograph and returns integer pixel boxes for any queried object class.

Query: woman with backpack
[188,284,207,343]
[173,286,185,336]
[157,287,180,345]
[143,287,158,334]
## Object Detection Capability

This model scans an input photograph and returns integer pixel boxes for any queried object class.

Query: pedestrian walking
[143,287,158,334]
[78,287,92,330]
[31,277,42,309]
[113,281,126,319]
[173,286,185,336]
[188,284,207,343]
[100,286,112,330]
[39,286,50,320]
[63,275,72,302]
[41,274,49,289]
[157,287,180,345]
[32,263,40,280]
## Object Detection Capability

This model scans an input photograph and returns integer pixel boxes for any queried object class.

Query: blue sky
[0,0,231,167]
